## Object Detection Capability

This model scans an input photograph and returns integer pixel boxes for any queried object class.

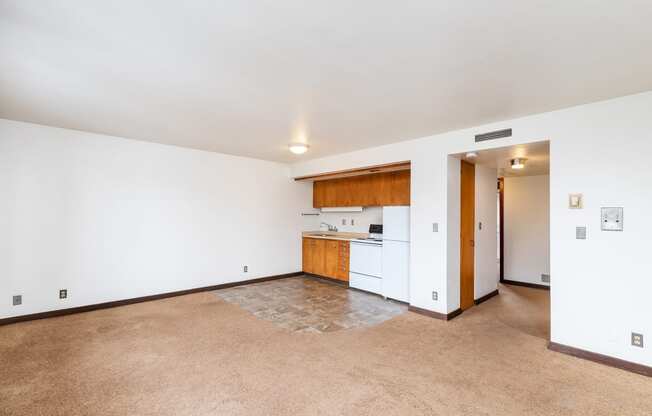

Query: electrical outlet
[541,274,550,283]
[59,289,68,299]
[13,295,22,306]
[432,291,438,301]
[433,223,439,232]
[632,332,644,348]
[243,265,248,273]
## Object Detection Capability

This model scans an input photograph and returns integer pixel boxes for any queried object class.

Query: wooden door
[460,160,475,310]
[337,241,350,281]
[324,240,340,278]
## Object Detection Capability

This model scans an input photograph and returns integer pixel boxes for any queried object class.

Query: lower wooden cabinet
[302,238,314,274]
[302,238,349,282]
[336,241,350,281]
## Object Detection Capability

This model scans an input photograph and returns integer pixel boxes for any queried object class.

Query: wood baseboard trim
[474,289,499,305]
[408,305,463,321]
[501,279,550,291]
[0,272,303,327]
[304,273,350,288]
[548,342,651,377]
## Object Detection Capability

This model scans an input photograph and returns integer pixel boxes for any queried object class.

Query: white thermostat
[601,207,623,231]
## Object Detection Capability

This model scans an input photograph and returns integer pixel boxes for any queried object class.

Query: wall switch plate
[541,274,550,283]
[576,226,587,240]
[59,289,67,299]
[13,295,22,306]
[243,265,248,273]
[432,291,438,301]
[432,223,439,232]
[568,193,583,209]
[632,332,644,348]
[601,207,623,231]
[479,222,483,230]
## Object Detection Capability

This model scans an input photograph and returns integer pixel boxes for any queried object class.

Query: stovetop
[351,237,383,245]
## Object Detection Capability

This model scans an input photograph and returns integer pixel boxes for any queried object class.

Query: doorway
[453,141,550,336]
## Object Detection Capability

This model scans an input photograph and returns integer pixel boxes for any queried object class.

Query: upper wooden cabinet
[313,170,410,208]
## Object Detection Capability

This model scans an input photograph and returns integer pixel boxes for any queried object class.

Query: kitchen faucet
[320,222,338,232]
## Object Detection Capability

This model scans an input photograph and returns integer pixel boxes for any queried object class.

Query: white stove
[349,235,383,295]
[351,237,383,245]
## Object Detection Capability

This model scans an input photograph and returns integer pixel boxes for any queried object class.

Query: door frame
[498,177,505,282]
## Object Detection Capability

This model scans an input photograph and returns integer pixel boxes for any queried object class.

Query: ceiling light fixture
[465,152,478,159]
[289,143,309,155]
[510,158,526,170]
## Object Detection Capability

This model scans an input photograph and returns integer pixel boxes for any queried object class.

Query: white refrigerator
[382,206,410,302]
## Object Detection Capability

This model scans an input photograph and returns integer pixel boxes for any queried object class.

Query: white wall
[475,165,499,299]
[504,175,550,286]
[0,119,312,319]
[290,91,652,367]
[304,207,383,234]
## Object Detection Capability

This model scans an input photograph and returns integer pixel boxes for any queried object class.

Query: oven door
[349,241,382,278]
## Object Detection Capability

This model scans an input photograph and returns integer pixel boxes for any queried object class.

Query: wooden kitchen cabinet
[324,240,340,277]
[302,237,349,282]
[302,238,314,273]
[336,241,350,281]
[312,239,326,275]
[313,170,410,208]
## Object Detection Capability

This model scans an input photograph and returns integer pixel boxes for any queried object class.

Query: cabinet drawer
[349,272,382,295]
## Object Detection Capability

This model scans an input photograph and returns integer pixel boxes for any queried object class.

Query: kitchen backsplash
[303,207,382,233]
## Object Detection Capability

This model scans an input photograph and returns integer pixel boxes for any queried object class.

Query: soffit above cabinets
[295,161,410,182]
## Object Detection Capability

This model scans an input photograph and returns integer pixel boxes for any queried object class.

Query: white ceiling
[456,141,550,177]
[2,1,652,162]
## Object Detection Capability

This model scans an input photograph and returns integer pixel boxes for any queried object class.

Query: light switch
[601,207,623,231]
[569,193,583,209]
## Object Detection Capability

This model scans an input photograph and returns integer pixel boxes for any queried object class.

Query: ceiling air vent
[475,128,512,142]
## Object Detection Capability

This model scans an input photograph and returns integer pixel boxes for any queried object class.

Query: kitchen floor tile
[213,275,406,333]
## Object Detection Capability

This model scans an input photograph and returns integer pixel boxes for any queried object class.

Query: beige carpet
[1,279,650,416]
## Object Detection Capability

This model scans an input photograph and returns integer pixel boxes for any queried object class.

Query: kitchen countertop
[302,231,368,241]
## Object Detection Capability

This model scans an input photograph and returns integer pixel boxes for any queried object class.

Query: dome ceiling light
[510,158,527,170]
[289,143,309,155]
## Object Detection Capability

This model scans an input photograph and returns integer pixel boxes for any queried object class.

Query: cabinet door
[302,238,313,273]
[312,183,325,208]
[324,240,340,278]
[389,170,410,205]
[337,241,350,281]
[312,239,326,276]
